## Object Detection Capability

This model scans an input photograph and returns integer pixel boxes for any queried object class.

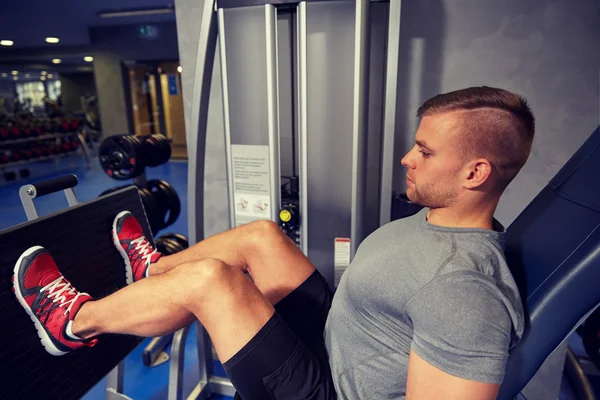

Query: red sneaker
[112,211,161,284]
[13,246,97,356]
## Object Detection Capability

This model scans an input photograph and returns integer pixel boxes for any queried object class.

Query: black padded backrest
[0,186,151,400]
[498,126,600,400]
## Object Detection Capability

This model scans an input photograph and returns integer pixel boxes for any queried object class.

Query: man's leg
[153,221,314,306]
[15,244,335,399]
[116,210,315,305]
[74,258,274,362]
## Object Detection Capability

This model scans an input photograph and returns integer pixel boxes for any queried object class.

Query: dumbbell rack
[0,131,92,184]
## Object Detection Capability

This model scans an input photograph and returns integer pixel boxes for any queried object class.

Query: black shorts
[223,270,337,400]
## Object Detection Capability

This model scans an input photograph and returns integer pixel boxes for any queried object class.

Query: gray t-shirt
[324,209,524,399]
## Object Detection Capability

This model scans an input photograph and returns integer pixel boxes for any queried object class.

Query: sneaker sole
[112,210,134,285]
[13,246,68,356]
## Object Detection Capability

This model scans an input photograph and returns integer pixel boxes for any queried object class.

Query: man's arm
[405,271,523,400]
[406,349,500,400]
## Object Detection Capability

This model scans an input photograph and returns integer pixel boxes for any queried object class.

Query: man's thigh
[224,312,336,400]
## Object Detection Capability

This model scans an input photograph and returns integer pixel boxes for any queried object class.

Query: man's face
[401,112,465,208]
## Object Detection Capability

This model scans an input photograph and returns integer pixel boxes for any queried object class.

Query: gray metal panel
[219,0,350,8]
[364,2,389,236]
[220,5,280,226]
[379,0,402,226]
[305,0,355,287]
[218,9,236,229]
[350,0,371,258]
[265,4,282,222]
[222,6,270,146]
[105,362,125,398]
[277,13,295,178]
[297,1,308,256]
[187,0,218,245]
[168,326,190,400]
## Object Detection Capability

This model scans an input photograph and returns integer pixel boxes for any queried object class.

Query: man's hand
[406,350,500,400]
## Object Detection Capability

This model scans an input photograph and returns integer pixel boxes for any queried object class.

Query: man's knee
[170,258,237,292]
[245,219,284,244]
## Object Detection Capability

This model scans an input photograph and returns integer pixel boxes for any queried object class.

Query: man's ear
[463,158,492,189]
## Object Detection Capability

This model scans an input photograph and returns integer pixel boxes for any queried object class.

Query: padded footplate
[0,186,152,400]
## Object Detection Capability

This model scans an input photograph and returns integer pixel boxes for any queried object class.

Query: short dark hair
[417,86,535,192]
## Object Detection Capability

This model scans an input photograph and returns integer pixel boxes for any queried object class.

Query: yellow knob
[280,209,292,223]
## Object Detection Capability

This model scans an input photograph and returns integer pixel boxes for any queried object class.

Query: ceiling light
[46,37,60,44]
[47,74,53,79]
[84,56,94,62]
[41,71,47,75]
[52,59,61,64]
[11,70,18,75]
[99,7,173,18]
[1,73,6,77]
[0,40,13,46]
[41,76,46,81]
[13,76,18,80]
[177,66,182,73]
[25,74,30,78]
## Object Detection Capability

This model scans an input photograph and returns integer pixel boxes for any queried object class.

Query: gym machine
[0,0,598,398]
[182,1,600,399]
[184,0,388,397]
[0,175,147,400]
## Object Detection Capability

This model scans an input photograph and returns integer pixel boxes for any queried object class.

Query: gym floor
[0,156,596,400]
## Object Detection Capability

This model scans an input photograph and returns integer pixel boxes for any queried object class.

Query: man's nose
[401,148,415,169]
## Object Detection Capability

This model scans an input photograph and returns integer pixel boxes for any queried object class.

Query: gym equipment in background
[98,133,171,180]
[0,115,93,183]
[99,179,181,237]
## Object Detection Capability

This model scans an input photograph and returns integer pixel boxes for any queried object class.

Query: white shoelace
[130,237,159,266]
[40,276,86,316]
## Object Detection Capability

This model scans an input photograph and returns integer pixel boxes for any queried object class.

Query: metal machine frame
[180,0,402,398]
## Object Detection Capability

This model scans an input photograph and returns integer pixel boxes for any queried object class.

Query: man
[14,86,533,399]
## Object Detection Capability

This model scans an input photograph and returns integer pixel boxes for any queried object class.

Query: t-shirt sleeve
[405,270,515,384]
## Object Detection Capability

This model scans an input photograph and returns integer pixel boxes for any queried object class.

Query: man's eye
[419,150,430,157]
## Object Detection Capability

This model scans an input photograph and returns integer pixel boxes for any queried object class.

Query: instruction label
[231,145,271,226]
[334,238,351,287]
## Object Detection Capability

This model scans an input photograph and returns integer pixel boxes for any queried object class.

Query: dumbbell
[59,119,72,134]
[98,179,181,236]
[21,124,34,138]
[0,152,9,164]
[99,134,171,180]
[8,122,21,139]
[155,234,189,255]
[60,138,72,153]
[71,118,81,131]
[10,145,22,161]
[0,126,9,141]
[32,121,42,137]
